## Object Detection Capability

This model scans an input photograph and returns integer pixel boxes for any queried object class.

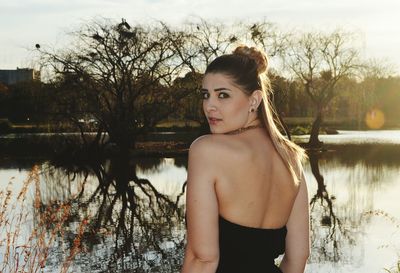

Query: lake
[0,130,400,273]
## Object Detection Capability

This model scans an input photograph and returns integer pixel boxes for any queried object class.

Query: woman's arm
[279,169,310,273]
[181,137,220,273]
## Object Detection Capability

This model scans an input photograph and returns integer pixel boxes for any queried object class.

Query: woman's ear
[251,90,263,109]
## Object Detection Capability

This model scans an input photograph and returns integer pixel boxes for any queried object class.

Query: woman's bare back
[214,129,299,229]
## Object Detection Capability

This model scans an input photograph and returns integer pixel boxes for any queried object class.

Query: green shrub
[290,125,310,135]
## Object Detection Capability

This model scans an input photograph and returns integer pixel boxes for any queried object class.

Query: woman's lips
[208,118,222,125]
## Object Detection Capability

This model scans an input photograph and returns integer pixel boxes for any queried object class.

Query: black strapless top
[216,215,287,273]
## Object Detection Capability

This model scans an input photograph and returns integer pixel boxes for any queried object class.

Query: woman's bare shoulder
[189,134,234,154]
[187,135,232,181]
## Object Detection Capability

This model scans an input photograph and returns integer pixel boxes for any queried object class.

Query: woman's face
[201,73,252,134]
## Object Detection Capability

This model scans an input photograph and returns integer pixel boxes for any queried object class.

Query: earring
[250,108,254,112]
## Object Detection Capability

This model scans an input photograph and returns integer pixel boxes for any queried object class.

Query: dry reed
[0,165,90,273]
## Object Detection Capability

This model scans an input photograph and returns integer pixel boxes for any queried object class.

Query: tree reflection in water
[35,144,400,272]
[41,154,187,272]
[308,150,357,265]
[307,144,400,268]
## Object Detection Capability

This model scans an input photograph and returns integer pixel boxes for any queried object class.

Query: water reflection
[38,155,187,272]
[306,145,400,272]
[2,144,400,272]
[308,151,357,264]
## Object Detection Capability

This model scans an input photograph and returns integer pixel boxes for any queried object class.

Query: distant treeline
[0,17,399,148]
[1,72,398,129]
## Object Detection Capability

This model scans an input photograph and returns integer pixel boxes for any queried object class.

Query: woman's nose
[204,99,217,113]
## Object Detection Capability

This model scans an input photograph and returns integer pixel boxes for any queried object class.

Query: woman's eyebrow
[200,87,232,92]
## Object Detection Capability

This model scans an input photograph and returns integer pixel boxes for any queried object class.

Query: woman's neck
[224,124,264,135]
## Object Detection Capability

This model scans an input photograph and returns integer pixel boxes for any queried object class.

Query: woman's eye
[219,92,229,99]
[201,92,209,99]
[200,92,229,99]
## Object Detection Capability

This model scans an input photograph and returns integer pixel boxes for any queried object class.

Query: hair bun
[233,45,269,74]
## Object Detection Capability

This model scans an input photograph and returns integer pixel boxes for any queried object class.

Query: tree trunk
[308,110,324,148]
[309,153,325,195]
[113,149,130,196]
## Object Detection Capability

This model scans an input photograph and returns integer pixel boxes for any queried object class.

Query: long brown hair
[205,45,308,184]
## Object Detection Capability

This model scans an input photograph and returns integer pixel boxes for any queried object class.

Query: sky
[1,0,400,74]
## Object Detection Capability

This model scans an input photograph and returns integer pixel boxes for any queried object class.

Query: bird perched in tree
[122,18,131,29]
[92,33,103,41]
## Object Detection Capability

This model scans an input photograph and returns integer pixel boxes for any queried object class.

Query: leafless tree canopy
[280,29,364,146]
[32,18,393,149]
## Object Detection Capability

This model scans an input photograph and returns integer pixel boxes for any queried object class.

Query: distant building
[0,68,40,85]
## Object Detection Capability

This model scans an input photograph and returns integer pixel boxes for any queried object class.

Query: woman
[181,45,310,273]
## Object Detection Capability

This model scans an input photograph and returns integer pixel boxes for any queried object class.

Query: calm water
[0,130,400,273]
[294,129,400,144]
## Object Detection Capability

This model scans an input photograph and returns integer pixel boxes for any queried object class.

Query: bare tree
[179,17,236,71]
[171,18,293,132]
[232,19,293,139]
[166,18,238,129]
[282,29,361,147]
[234,19,289,60]
[37,18,191,155]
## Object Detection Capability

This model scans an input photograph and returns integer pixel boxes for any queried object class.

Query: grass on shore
[0,166,88,273]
